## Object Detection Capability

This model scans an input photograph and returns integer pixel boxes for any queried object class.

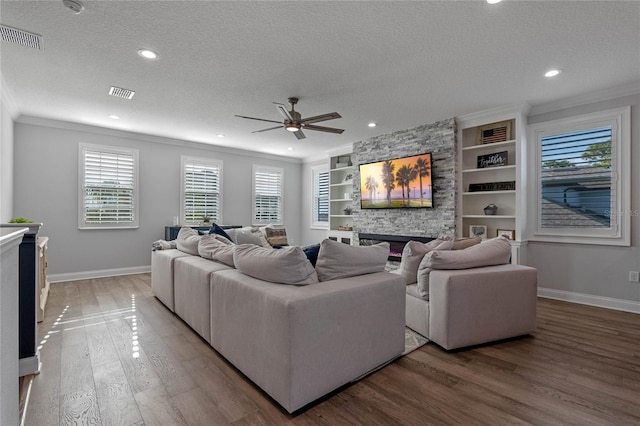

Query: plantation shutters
[312,167,329,226]
[253,165,283,225]
[540,126,613,229]
[182,157,222,225]
[79,144,138,229]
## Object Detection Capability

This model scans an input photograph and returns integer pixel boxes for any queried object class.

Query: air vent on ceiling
[108,86,135,100]
[0,24,42,50]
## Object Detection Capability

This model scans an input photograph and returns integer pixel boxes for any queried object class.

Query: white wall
[0,81,16,222]
[13,118,302,279]
[526,93,640,310]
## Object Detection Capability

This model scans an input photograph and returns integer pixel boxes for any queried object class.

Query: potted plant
[201,215,212,225]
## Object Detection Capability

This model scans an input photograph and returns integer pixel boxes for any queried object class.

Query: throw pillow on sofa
[176,226,201,255]
[415,236,511,298]
[265,227,289,247]
[207,223,234,243]
[315,238,389,282]
[423,236,512,270]
[198,234,236,266]
[397,238,453,285]
[451,236,482,250]
[233,244,319,285]
[233,226,271,247]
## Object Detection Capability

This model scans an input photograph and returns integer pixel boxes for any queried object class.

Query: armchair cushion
[422,236,511,270]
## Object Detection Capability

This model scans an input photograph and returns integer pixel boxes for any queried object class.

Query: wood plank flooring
[23,273,640,425]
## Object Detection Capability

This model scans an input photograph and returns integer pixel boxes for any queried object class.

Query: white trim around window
[252,164,283,226]
[78,143,139,229]
[527,106,631,246]
[311,164,329,229]
[181,156,223,226]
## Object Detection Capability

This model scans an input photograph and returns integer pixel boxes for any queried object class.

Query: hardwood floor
[23,273,640,425]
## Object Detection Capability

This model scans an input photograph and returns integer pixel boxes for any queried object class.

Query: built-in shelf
[462,165,516,174]
[462,190,516,196]
[330,181,353,187]
[328,151,355,244]
[462,215,516,219]
[461,139,516,152]
[330,198,353,202]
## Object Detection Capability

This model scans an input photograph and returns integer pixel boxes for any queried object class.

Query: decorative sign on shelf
[468,181,516,192]
[477,151,507,169]
[477,120,512,145]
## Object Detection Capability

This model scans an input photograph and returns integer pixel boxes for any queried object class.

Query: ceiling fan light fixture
[137,49,159,60]
[285,124,300,132]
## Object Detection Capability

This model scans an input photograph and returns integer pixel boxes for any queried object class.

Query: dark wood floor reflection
[23,274,640,425]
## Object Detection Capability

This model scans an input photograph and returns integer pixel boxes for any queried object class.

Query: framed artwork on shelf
[477,120,511,145]
[469,225,488,240]
[477,151,508,169]
[497,229,515,240]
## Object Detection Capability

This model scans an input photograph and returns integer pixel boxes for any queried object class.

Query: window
[311,165,329,228]
[79,144,138,229]
[528,106,630,245]
[182,156,222,225]
[253,165,283,225]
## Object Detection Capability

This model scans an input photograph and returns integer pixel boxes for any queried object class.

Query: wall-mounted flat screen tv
[359,153,433,209]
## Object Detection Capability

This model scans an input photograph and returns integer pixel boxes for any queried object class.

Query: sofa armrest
[429,264,537,350]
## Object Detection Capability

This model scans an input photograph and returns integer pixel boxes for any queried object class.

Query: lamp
[285,123,300,132]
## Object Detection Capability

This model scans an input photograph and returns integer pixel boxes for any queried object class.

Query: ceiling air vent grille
[108,86,135,100]
[0,25,42,49]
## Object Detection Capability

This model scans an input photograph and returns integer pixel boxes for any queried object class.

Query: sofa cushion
[233,226,271,247]
[198,234,236,266]
[423,236,512,270]
[233,244,319,285]
[176,226,200,255]
[397,239,452,285]
[315,238,389,282]
[265,227,289,247]
[416,262,433,298]
[452,236,482,250]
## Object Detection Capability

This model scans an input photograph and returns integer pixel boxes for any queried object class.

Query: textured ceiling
[1,1,639,159]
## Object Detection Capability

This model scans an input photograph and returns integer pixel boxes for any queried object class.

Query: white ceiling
[1,1,639,160]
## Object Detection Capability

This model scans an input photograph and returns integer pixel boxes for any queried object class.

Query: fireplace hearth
[358,233,435,261]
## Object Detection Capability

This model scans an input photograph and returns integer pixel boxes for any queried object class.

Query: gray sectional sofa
[151,238,406,413]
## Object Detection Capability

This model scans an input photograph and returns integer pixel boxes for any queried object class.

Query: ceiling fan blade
[294,129,306,140]
[252,125,284,133]
[235,114,283,125]
[273,103,293,121]
[300,112,341,124]
[302,124,344,134]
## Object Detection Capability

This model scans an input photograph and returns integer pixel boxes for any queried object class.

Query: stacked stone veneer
[352,117,457,245]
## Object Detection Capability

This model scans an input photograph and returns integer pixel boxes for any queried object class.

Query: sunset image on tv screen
[359,153,433,209]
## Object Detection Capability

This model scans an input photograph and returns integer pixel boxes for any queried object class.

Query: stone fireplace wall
[352,117,457,245]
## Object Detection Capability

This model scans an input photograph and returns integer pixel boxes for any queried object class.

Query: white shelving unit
[457,105,530,263]
[328,152,354,244]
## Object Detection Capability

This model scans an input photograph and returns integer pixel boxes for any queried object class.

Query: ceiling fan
[235,97,344,140]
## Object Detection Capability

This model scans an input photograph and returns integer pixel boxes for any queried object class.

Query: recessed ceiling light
[486,0,502,4]
[216,134,225,138]
[137,49,159,60]
[108,114,120,120]
[545,69,562,77]
[287,147,294,151]
[368,122,377,128]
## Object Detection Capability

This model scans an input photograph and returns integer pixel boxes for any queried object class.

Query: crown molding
[15,115,303,164]
[529,81,640,116]
[456,104,531,129]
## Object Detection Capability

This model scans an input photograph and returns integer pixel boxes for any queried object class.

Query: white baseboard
[19,353,40,377]
[538,287,640,314]
[48,265,151,283]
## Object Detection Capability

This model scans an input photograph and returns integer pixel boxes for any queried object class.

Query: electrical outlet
[630,271,640,283]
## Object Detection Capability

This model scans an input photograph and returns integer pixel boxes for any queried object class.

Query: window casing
[78,144,139,229]
[181,156,222,225]
[528,106,630,246]
[253,165,283,225]
[311,165,329,228]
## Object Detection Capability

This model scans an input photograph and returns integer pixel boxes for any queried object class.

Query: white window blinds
[253,165,283,225]
[312,168,329,226]
[182,157,222,225]
[79,144,138,228]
